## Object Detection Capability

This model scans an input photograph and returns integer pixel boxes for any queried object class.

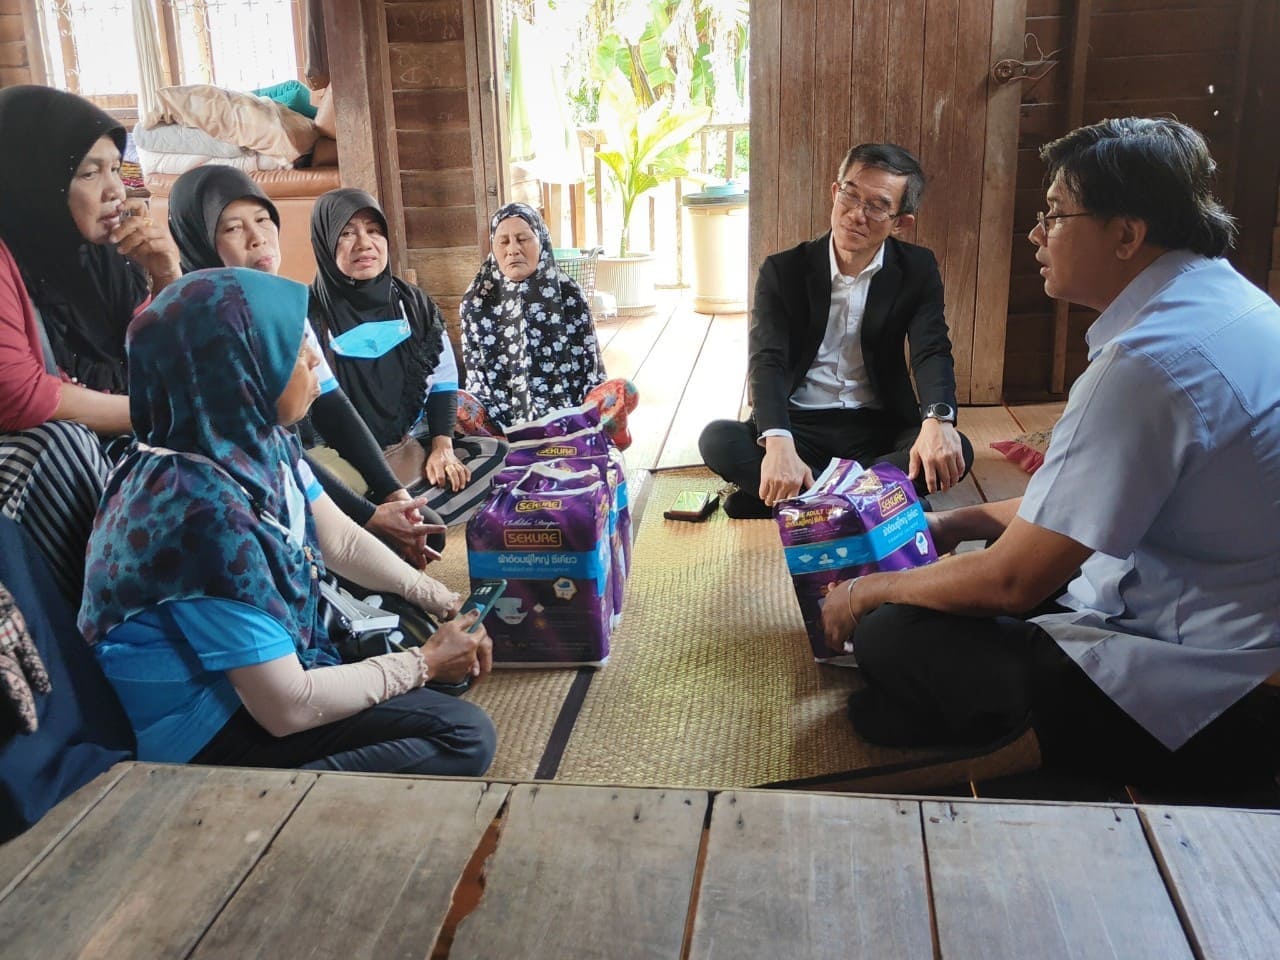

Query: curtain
[132,0,165,120]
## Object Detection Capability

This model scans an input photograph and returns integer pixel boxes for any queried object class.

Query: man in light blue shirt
[821,118,1280,786]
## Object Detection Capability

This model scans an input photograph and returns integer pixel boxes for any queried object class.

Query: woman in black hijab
[308,189,507,525]
[0,85,181,599]
[166,166,440,566]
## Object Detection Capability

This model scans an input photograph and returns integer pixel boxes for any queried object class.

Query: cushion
[990,429,1052,474]
[0,516,134,842]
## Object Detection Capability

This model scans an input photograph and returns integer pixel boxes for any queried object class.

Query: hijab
[79,268,334,665]
[167,165,281,272]
[0,86,148,394]
[308,188,445,447]
[460,202,605,426]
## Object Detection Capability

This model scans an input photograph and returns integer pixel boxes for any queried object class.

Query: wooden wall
[1004,0,1280,399]
[0,0,39,88]
[748,0,1027,403]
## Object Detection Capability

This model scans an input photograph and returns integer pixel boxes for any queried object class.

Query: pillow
[990,429,1052,474]
[250,80,317,119]
[145,84,318,162]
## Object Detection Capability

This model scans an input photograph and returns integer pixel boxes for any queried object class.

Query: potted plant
[594,75,709,314]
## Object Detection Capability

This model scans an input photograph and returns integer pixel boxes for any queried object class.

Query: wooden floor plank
[0,764,131,900]
[657,311,749,470]
[0,765,313,960]
[449,783,706,960]
[593,311,632,353]
[600,296,677,382]
[622,305,714,471]
[1007,401,1066,435]
[958,405,1035,503]
[191,776,508,960]
[924,800,1194,960]
[688,792,933,960]
[1141,805,1280,960]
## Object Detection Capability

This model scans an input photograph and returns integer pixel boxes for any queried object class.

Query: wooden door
[749,0,1027,403]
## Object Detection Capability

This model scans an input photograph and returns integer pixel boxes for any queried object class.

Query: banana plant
[596,74,710,257]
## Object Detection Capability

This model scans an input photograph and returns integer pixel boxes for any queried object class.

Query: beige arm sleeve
[226,648,427,738]
[310,490,460,617]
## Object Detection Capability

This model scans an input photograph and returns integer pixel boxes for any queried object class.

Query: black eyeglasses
[834,182,898,223]
[1035,211,1090,234]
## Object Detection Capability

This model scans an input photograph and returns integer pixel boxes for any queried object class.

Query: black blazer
[747,232,959,435]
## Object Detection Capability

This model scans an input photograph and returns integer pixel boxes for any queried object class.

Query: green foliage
[597,75,710,256]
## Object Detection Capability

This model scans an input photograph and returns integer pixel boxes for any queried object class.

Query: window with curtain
[35,0,305,110]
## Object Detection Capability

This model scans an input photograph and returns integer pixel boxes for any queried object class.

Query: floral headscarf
[460,202,605,426]
[79,269,335,665]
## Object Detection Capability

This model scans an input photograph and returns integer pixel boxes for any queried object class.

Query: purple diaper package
[775,460,938,664]
[466,467,612,666]
[505,402,602,443]
[505,425,612,469]
[494,457,628,628]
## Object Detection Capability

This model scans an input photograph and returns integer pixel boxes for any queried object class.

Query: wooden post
[18,0,48,85]
[969,0,1028,403]
[1051,0,1093,395]
[546,183,566,246]
[725,128,735,180]
[322,0,408,274]
[674,176,684,286]
[569,183,587,249]
[594,148,605,248]
[157,0,182,87]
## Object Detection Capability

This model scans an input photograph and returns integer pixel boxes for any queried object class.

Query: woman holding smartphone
[80,269,495,773]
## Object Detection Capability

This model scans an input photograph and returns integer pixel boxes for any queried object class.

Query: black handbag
[318,576,472,695]
[319,575,436,662]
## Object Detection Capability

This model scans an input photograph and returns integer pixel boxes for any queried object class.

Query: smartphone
[664,490,719,522]
[459,579,508,632]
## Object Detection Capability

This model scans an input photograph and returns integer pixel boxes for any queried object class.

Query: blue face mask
[328,314,412,359]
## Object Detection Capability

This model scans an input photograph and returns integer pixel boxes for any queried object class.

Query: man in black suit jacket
[699,143,973,518]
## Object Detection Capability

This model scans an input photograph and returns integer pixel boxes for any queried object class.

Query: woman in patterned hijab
[79,268,495,774]
[460,203,607,427]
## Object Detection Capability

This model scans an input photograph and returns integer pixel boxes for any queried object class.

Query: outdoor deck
[4,762,1279,959]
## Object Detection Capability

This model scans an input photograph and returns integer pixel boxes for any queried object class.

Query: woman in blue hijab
[79,269,495,773]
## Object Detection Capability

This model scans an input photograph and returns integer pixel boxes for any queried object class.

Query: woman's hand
[110,202,181,293]
[364,495,444,567]
[822,577,872,654]
[425,437,471,492]
[421,611,493,683]
[404,570,460,620]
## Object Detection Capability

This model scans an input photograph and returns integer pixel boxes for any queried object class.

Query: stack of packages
[466,404,631,666]
[774,460,938,665]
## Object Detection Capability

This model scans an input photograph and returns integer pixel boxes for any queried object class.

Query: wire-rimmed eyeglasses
[1035,211,1091,234]
[834,182,899,223]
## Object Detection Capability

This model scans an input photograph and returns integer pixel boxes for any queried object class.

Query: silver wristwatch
[923,402,956,424]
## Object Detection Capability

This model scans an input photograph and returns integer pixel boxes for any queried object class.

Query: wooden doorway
[749,0,1027,403]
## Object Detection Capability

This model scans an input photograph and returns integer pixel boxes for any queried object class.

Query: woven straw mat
[554,471,950,789]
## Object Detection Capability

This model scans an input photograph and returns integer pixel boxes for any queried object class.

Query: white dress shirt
[762,238,884,443]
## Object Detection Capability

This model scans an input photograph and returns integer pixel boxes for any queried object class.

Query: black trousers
[851,603,1280,788]
[193,687,496,776]
[698,407,974,501]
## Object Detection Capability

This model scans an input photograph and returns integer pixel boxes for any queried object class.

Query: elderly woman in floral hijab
[459,203,636,446]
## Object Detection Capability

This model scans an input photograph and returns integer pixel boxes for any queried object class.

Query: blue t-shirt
[94,598,297,762]
[94,459,325,762]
